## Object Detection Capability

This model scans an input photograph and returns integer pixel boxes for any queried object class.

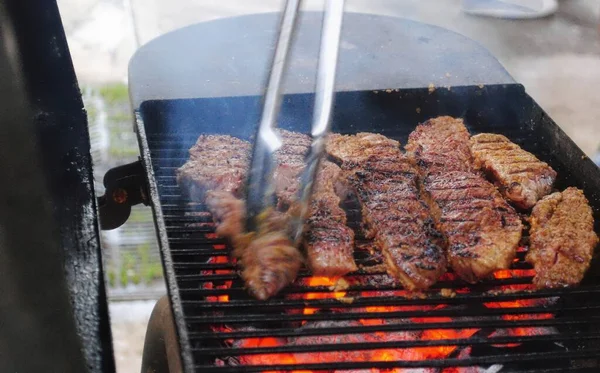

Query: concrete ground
[108,300,155,373]
[55,1,600,372]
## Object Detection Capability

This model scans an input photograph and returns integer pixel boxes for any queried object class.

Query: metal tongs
[245,0,345,245]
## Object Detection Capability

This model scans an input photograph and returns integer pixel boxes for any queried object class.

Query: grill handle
[97,159,150,230]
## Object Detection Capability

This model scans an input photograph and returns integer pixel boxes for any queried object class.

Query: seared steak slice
[178,132,357,298]
[327,133,446,290]
[305,161,357,276]
[470,133,556,209]
[527,187,598,288]
[177,135,251,200]
[326,132,400,165]
[177,135,301,300]
[405,116,474,174]
[275,130,357,276]
[273,129,311,209]
[406,117,522,282]
[423,171,523,283]
[177,135,251,241]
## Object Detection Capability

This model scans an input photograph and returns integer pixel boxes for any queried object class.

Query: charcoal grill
[122,12,600,373]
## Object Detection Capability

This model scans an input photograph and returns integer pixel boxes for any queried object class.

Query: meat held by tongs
[241,0,346,299]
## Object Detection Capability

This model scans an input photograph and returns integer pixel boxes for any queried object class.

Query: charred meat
[406,118,522,283]
[470,133,556,209]
[422,171,523,283]
[177,135,250,201]
[327,133,446,290]
[405,116,474,174]
[326,132,401,166]
[527,187,598,288]
[275,130,357,276]
[177,135,251,240]
[177,135,301,300]
[273,129,311,209]
[305,161,357,276]
[177,132,357,298]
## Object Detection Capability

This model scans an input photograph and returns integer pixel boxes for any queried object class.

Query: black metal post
[0,1,115,371]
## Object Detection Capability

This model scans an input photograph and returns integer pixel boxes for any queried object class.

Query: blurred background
[55,0,600,371]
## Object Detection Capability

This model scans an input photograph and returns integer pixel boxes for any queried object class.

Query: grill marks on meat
[276,130,357,276]
[177,135,251,199]
[405,116,474,174]
[423,172,523,283]
[177,135,251,241]
[305,161,357,276]
[406,118,522,283]
[177,135,301,300]
[327,133,446,290]
[273,129,311,209]
[526,187,598,288]
[326,132,400,166]
[177,132,357,298]
[470,133,556,209]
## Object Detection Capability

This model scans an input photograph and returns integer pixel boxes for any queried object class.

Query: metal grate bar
[187,316,600,340]
[183,304,600,325]
[193,332,600,356]
[141,120,600,373]
[194,348,600,372]
[175,272,534,287]
[179,286,599,303]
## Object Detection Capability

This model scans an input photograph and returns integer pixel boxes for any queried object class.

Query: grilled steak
[327,133,446,290]
[275,130,357,276]
[177,135,251,241]
[177,135,251,200]
[470,133,557,209]
[273,129,311,209]
[526,187,598,288]
[235,220,303,300]
[326,132,400,166]
[177,135,301,300]
[422,171,523,283]
[305,161,357,276]
[177,132,357,298]
[406,118,522,282]
[405,116,474,174]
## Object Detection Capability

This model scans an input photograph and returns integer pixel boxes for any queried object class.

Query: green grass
[86,105,99,124]
[128,209,153,223]
[107,268,117,288]
[98,83,129,105]
[138,244,163,284]
[108,147,140,157]
[108,112,132,124]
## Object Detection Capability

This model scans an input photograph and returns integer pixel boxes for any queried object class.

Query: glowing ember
[303,277,347,315]
[485,268,554,347]
[235,337,311,373]
[202,239,233,303]
[202,245,557,371]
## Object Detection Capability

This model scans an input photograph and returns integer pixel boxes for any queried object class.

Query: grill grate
[137,86,600,373]
[143,136,600,372]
